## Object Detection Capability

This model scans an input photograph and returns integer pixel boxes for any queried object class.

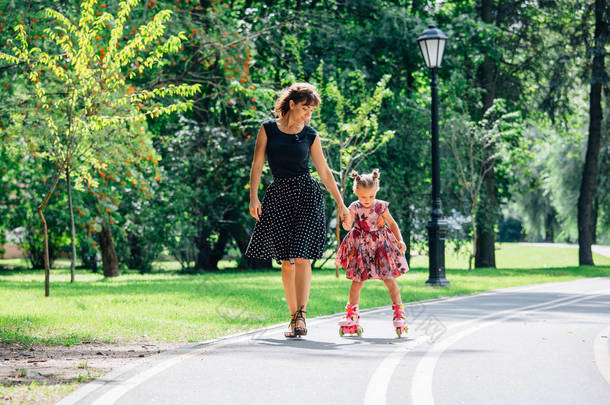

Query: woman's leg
[294,258,311,308]
[348,280,365,306]
[281,260,297,316]
[383,278,402,303]
[294,258,312,329]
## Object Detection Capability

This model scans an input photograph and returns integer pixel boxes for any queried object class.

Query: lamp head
[417,25,448,68]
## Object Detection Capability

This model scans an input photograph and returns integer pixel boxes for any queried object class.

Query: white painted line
[411,287,610,405]
[593,325,610,385]
[361,281,582,405]
[89,336,247,405]
[363,336,427,405]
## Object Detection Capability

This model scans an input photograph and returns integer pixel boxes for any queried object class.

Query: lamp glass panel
[418,40,431,67]
[436,39,446,67]
[426,39,440,67]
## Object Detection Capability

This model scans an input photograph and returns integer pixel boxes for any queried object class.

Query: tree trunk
[475,170,497,268]
[195,227,216,271]
[210,227,231,269]
[578,0,606,265]
[66,168,76,282]
[593,194,598,245]
[545,210,555,243]
[474,0,498,268]
[38,164,66,296]
[99,221,120,277]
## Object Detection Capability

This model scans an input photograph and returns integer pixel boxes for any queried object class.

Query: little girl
[335,169,410,337]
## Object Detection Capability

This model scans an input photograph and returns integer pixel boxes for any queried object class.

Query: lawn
[1,243,609,346]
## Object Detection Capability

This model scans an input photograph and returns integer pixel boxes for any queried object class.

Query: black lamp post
[418,24,450,287]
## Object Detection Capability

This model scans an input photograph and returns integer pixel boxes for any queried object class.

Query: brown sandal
[284,313,297,338]
[294,305,307,336]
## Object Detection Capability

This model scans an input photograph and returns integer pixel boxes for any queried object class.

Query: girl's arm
[381,209,407,252]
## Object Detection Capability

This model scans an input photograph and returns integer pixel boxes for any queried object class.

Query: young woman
[245,82,350,338]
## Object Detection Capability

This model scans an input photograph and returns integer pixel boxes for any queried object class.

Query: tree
[0,0,200,295]
[578,0,608,265]
[447,102,519,269]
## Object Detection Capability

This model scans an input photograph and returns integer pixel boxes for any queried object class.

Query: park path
[519,242,610,258]
[57,277,610,405]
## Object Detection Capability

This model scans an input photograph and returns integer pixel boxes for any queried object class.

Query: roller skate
[338,303,363,337]
[392,303,408,338]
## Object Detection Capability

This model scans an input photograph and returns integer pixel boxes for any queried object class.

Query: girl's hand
[249,198,262,221]
[397,241,407,253]
[341,211,353,231]
[339,204,350,223]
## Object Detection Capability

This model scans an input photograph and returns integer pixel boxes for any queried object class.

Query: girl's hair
[274,82,321,117]
[350,169,380,193]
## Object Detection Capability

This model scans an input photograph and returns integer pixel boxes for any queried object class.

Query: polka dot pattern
[245,172,326,265]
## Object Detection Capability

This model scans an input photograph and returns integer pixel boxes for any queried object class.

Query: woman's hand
[397,241,407,253]
[377,215,385,228]
[249,198,262,221]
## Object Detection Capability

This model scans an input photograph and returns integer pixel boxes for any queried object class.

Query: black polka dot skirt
[245,172,326,265]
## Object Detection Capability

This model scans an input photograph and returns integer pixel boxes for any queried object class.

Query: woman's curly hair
[350,169,380,193]
[274,82,321,117]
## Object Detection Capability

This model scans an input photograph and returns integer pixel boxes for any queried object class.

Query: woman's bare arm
[249,125,267,220]
[310,135,348,217]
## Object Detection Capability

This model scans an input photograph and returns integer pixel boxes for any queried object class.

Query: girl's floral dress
[335,199,409,282]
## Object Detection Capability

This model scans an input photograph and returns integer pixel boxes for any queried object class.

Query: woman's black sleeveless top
[263,119,318,178]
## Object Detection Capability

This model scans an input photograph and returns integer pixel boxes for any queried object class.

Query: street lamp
[418,24,450,287]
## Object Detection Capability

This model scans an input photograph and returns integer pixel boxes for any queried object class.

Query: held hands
[249,198,262,221]
[397,241,407,253]
[339,205,352,230]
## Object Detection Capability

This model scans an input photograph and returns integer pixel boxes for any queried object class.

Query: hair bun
[372,169,380,179]
[349,170,359,179]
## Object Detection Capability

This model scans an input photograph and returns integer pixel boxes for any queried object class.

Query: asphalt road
[58,277,610,405]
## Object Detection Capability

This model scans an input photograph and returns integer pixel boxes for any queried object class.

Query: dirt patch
[0,340,182,403]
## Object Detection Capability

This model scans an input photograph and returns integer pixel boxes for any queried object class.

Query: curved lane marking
[594,325,610,385]
[410,287,610,405]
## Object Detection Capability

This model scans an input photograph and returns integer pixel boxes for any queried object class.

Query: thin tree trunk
[66,167,76,282]
[39,163,67,296]
[99,221,119,277]
[140,0,149,25]
[545,211,555,243]
[578,0,607,265]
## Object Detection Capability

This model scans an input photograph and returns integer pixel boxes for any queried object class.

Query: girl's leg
[383,278,402,304]
[294,258,312,330]
[349,280,365,305]
[281,260,297,316]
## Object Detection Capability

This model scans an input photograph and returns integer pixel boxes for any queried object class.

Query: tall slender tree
[578,0,608,265]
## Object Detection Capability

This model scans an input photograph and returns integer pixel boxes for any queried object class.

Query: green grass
[0,381,79,404]
[1,243,609,347]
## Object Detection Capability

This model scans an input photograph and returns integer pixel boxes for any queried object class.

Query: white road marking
[364,336,427,405]
[410,287,610,405]
[362,282,557,405]
[89,337,242,405]
[593,325,610,385]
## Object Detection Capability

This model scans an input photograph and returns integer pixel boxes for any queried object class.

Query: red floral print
[335,199,409,282]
